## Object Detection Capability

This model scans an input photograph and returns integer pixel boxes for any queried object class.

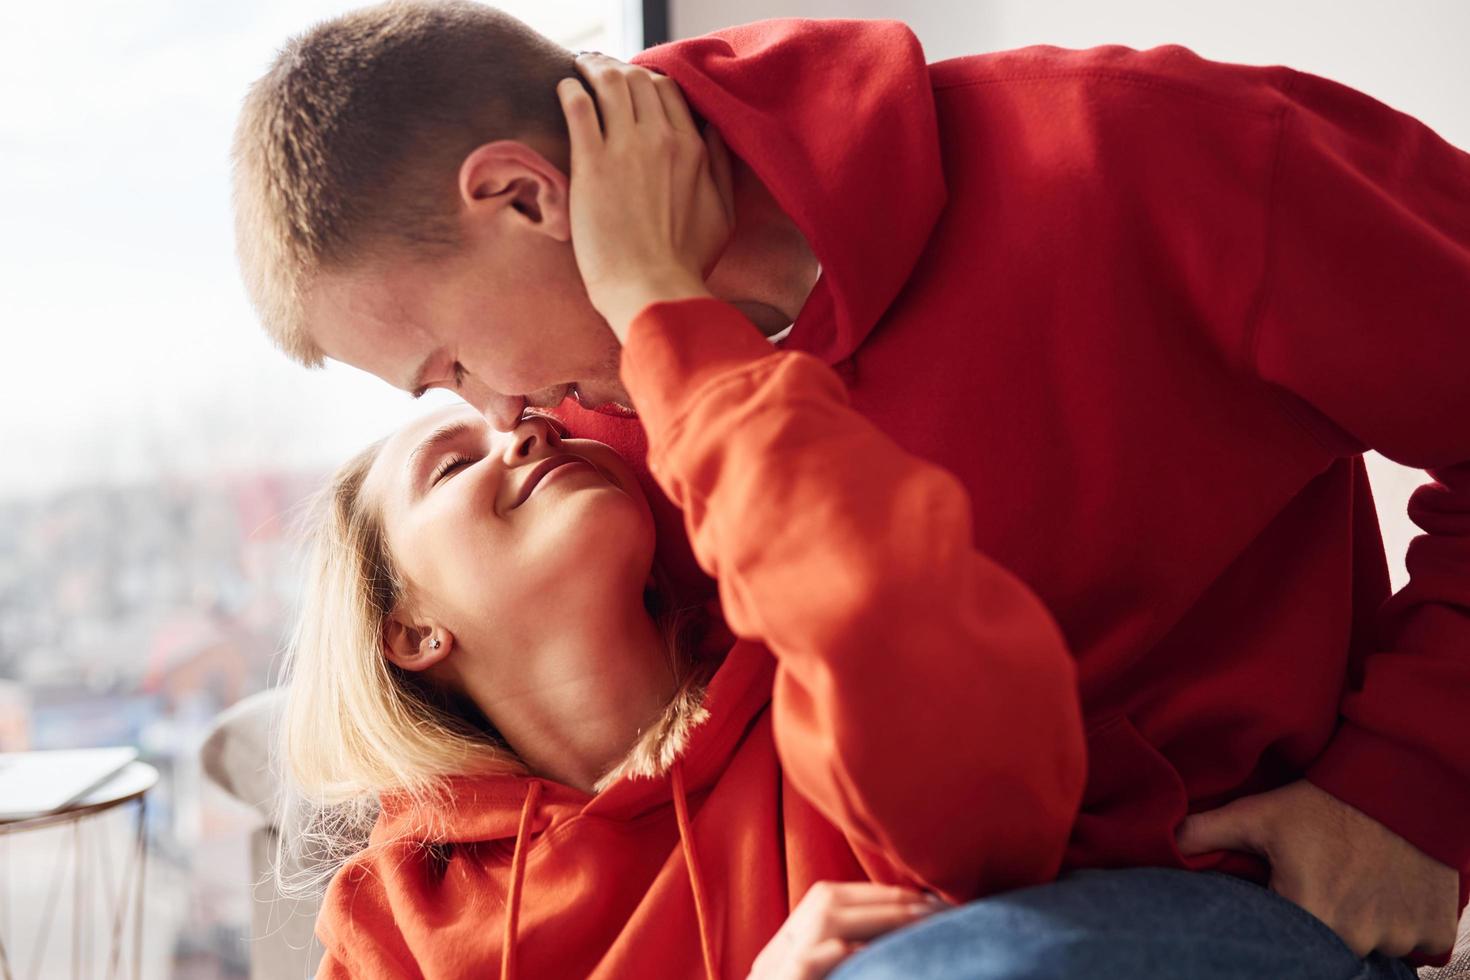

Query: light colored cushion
[202,688,286,826]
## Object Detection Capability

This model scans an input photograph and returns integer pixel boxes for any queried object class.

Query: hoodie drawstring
[501,780,542,980]
[498,771,716,980]
[672,760,718,980]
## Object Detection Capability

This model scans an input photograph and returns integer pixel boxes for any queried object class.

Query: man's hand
[1176,779,1460,959]
[556,53,735,341]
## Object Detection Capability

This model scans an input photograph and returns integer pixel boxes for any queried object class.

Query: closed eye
[430,453,479,486]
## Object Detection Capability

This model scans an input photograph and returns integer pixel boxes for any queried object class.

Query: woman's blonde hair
[274,437,709,895]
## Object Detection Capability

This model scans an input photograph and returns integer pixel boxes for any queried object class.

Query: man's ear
[458,141,570,242]
[382,613,455,673]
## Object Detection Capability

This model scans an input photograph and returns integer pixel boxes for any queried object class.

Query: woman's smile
[524,458,601,503]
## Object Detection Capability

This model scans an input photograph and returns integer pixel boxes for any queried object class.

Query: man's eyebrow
[405,420,479,482]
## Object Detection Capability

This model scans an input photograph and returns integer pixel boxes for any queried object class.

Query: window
[0,2,644,975]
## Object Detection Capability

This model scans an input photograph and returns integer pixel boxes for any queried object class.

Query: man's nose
[464,381,527,432]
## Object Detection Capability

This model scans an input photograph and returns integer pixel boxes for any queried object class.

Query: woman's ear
[383,614,455,673]
[458,140,570,242]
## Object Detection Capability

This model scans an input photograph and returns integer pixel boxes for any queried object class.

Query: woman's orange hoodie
[312,298,1088,979]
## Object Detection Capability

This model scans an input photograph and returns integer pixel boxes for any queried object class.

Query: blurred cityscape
[0,468,322,977]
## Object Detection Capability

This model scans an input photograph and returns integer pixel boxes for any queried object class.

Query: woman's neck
[457,598,677,794]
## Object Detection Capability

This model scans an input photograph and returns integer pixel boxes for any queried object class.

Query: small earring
[428,637,442,651]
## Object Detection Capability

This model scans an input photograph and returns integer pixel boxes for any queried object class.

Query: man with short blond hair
[234,1,582,369]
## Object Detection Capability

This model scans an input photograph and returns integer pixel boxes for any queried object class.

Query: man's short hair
[232,1,574,365]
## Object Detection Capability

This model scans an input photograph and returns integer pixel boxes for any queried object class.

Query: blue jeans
[830,868,1417,980]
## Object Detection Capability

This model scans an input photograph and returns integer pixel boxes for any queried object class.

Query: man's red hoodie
[314,20,1470,978]
[613,21,1469,880]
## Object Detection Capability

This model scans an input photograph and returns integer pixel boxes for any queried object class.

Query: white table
[0,761,158,980]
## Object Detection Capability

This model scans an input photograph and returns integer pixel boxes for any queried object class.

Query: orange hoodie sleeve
[621,298,1087,900]
[314,952,352,980]
[1250,69,1470,873]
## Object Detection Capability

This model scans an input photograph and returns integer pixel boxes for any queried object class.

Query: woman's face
[364,405,655,675]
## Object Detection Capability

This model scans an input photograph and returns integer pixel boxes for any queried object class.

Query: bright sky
[0,0,628,501]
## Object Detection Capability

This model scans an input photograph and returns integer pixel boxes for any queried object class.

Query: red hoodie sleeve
[1249,69,1470,872]
[314,850,425,979]
[621,298,1087,900]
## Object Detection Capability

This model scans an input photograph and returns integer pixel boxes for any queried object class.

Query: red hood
[635,18,946,366]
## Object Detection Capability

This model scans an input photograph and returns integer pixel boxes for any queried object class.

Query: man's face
[304,230,633,431]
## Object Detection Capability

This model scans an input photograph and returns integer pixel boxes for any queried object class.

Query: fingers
[1283,886,1460,960]
[653,73,699,134]
[624,67,666,126]
[574,53,699,137]
[575,53,675,129]
[557,78,602,166]
[574,53,633,132]
[1423,912,1461,957]
[1270,881,1375,959]
[828,901,939,942]
[1319,910,1456,960]
[1175,799,1269,858]
[801,938,856,980]
[804,881,932,906]
[798,882,943,940]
